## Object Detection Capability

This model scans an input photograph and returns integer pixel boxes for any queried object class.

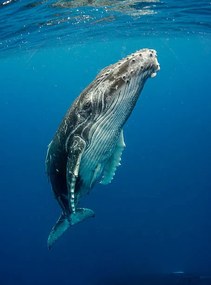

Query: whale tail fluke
[47,208,95,250]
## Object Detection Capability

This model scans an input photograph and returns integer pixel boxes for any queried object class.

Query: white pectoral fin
[100,129,126,185]
[66,136,86,212]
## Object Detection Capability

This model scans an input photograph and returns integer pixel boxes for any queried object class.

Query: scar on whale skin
[46,48,160,249]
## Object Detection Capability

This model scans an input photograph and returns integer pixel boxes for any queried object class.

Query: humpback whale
[46,48,160,249]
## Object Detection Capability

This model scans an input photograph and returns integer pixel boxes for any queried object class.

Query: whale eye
[105,94,112,104]
[83,100,91,110]
[78,100,92,120]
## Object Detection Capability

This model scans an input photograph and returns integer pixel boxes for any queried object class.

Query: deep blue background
[0,36,211,285]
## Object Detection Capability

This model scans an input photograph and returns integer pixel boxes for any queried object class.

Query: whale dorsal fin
[100,130,126,185]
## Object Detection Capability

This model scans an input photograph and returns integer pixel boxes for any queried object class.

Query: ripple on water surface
[0,0,210,56]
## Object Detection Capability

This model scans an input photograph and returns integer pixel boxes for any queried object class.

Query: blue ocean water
[0,1,211,285]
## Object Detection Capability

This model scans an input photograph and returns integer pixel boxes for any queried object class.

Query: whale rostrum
[46,48,160,249]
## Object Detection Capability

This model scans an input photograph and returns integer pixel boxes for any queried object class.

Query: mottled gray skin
[46,48,160,248]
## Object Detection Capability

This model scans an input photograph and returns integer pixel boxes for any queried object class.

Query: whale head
[80,49,160,114]
[70,48,160,143]
[101,48,160,84]
[87,48,160,118]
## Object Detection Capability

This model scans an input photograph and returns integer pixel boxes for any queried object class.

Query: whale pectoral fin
[47,208,95,249]
[66,136,86,212]
[101,129,126,185]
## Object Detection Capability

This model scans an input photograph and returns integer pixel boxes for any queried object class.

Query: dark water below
[0,1,211,285]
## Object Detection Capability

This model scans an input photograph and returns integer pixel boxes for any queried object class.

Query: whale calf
[46,48,160,248]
